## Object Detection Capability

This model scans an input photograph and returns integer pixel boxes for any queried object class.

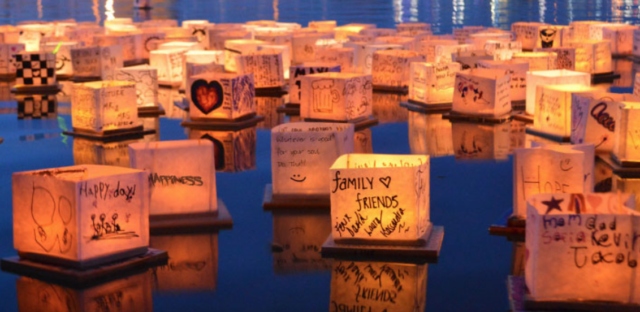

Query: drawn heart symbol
[585,194,602,211]
[191,79,223,114]
[379,176,391,188]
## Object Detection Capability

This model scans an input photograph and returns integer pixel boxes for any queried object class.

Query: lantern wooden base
[443,111,513,124]
[511,100,525,110]
[262,184,330,210]
[124,59,148,67]
[303,116,379,131]
[1,248,167,288]
[321,225,444,264]
[57,74,72,80]
[138,105,165,117]
[596,153,640,178]
[592,71,620,84]
[399,100,452,114]
[524,127,571,142]
[181,114,265,130]
[512,111,533,123]
[488,209,525,241]
[70,76,101,83]
[0,137,3,144]
[64,126,156,142]
[149,198,233,234]
[17,246,150,270]
[11,84,61,94]
[0,73,16,81]
[276,103,300,115]
[372,84,408,94]
[255,86,288,97]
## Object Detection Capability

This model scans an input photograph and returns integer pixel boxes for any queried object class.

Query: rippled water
[0,0,638,311]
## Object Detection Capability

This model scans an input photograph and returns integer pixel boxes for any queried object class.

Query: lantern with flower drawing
[187,72,255,121]
[71,81,139,135]
[409,62,461,105]
[300,72,372,122]
[525,69,591,116]
[452,68,511,117]
[372,50,425,90]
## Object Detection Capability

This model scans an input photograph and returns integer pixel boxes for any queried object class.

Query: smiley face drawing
[290,174,306,182]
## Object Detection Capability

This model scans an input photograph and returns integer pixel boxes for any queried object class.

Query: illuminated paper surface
[300,72,372,122]
[71,45,124,80]
[150,49,187,87]
[409,62,461,104]
[289,63,341,104]
[533,84,596,138]
[14,52,56,88]
[71,81,138,133]
[372,50,425,88]
[0,43,25,75]
[512,52,557,71]
[613,102,640,164]
[236,51,285,89]
[477,59,528,101]
[114,65,158,108]
[315,47,355,73]
[525,69,591,115]
[187,72,255,120]
[452,68,511,117]
[223,39,264,72]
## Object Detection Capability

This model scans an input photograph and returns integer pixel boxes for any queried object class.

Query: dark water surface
[0,0,637,311]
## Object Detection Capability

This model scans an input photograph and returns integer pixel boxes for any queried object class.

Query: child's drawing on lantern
[457,77,488,106]
[311,79,340,113]
[232,74,255,113]
[539,27,557,48]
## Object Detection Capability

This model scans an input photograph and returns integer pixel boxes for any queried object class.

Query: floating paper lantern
[272,210,331,273]
[0,43,25,76]
[451,121,511,160]
[512,52,557,71]
[408,111,454,157]
[236,51,285,89]
[187,72,255,121]
[315,47,354,73]
[484,40,522,61]
[409,62,461,105]
[570,20,604,41]
[139,31,165,60]
[289,63,341,104]
[71,81,138,134]
[113,65,158,108]
[612,102,640,164]
[223,39,264,72]
[16,94,57,119]
[188,127,257,172]
[129,140,217,216]
[372,50,425,89]
[95,34,141,64]
[258,44,292,79]
[533,47,590,72]
[13,52,56,90]
[182,20,212,45]
[12,164,149,267]
[17,28,43,52]
[601,24,637,56]
[71,45,124,80]
[525,69,591,116]
[300,72,372,122]
[414,39,460,63]
[329,154,430,243]
[452,68,511,117]
[292,32,333,64]
[41,42,80,78]
[397,22,431,35]
[567,40,612,74]
[374,36,415,50]
[334,24,375,41]
[73,138,140,167]
[359,44,403,75]
[271,122,354,196]
[511,22,548,50]
[451,50,493,69]
[525,192,639,304]
[150,49,187,87]
[532,84,597,138]
[477,59,528,102]
[453,26,485,44]
[513,144,594,218]
[183,50,225,89]
[467,32,511,50]
[308,21,337,32]
[210,30,251,50]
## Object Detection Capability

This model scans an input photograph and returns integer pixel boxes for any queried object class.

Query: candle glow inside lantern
[533,47,591,73]
[512,52,558,71]
[334,24,375,41]
[525,69,591,115]
[292,32,333,64]
[13,52,57,90]
[289,63,341,104]
[129,140,217,216]
[408,62,462,105]
[113,65,158,108]
[612,102,640,165]
[511,22,548,50]
[315,47,354,73]
[477,59,529,102]
[452,68,511,117]
[601,24,637,56]
[71,45,124,81]
[0,43,25,76]
[484,40,522,61]
[568,40,613,74]
[41,42,80,78]
[525,192,640,304]
[12,164,149,267]
[95,34,141,64]
[300,72,372,122]
[187,72,255,121]
[235,51,285,89]
[223,39,265,72]
[329,154,430,243]
[359,44,403,75]
[71,81,139,134]
[372,50,425,89]
[150,49,187,87]
[258,44,292,79]
[532,84,597,138]
[210,30,251,50]
[271,122,354,196]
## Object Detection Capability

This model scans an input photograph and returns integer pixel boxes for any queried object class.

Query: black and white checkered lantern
[13,52,56,88]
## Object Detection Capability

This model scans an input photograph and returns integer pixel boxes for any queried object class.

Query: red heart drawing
[191,79,224,114]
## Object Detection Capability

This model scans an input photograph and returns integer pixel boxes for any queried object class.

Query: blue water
[0,0,636,311]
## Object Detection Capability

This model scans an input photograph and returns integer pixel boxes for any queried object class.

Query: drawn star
[542,196,564,214]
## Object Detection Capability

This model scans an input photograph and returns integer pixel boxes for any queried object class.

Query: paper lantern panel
[525,69,591,115]
[568,40,613,74]
[12,165,149,265]
[271,122,354,196]
[512,52,557,71]
[409,62,462,105]
[150,49,187,87]
[0,43,25,76]
[114,66,158,108]
[571,92,632,152]
[533,84,596,138]
[71,81,138,133]
[315,47,354,73]
[13,52,56,88]
[372,49,425,89]
[272,211,331,273]
[41,42,80,77]
[289,63,341,104]
[71,45,124,80]
[95,34,140,63]
[359,44,404,75]
[452,68,511,117]
[187,72,255,121]
[300,72,372,122]
[613,103,640,164]
[223,39,264,72]
[329,154,430,243]
[235,51,285,89]
[477,59,528,101]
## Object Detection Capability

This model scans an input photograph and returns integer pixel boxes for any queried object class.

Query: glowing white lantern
[271,122,354,196]
[397,22,431,35]
[568,40,613,74]
[289,63,341,104]
[139,31,165,60]
[408,62,461,105]
[453,26,485,44]
[484,40,522,61]
[182,20,213,46]
[451,50,493,69]
[223,39,264,72]
[533,84,597,138]
[13,52,56,90]
[334,24,375,41]
[408,111,454,156]
[129,140,216,216]
[71,45,123,81]
[210,30,251,50]
[513,144,594,218]
[113,65,158,108]
[452,68,511,117]
[511,22,548,50]
[187,72,255,121]
[71,81,138,134]
[12,164,149,267]
[300,72,372,122]
[315,47,354,73]
[308,21,336,32]
[0,43,25,76]
[95,34,141,64]
[329,154,430,243]
[512,52,557,71]
[292,32,333,64]
[612,102,640,164]
[17,28,43,52]
[187,127,257,172]
[371,50,425,89]
[414,39,458,63]
[40,42,80,78]
[570,21,603,41]
[533,47,590,72]
[183,50,225,88]
[150,49,187,87]
[235,51,285,89]
[477,59,528,102]
[601,24,637,56]
[358,44,403,75]
[258,44,292,79]
[525,69,591,116]
[254,30,292,49]
[525,192,640,304]
[158,41,202,52]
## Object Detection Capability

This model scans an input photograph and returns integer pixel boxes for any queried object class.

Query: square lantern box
[271,122,354,198]
[129,140,217,216]
[183,50,225,89]
[329,154,430,244]
[477,59,528,102]
[570,21,605,41]
[258,44,292,79]
[452,68,511,117]
[12,165,149,268]
[512,52,557,71]
[150,49,187,87]
[183,21,215,49]
[71,45,124,81]
[511,22,547,50]
[408,111,454,157]
[223,39,265,72]
[374,36,415,50]
[451,50,493,70]
[415,39,459,63]
[466,32,511,51]
[187,72,255,121]
[397,22,431,35]
[187,127,257,173]
[409,62,462,105]
[17,28,43,52]
[602,24,637,56]
[139,31,166,60]
[567,40,613,74]
[71,81,139,135]
[0,43,25,77]
[532,84,597,139]
[254,31,293,53]
[292,32,334,64]
[308,21,337,32]
[235,51,285,90]
[73,138,140,167]
[371,50,425,90]
[451,121,511,160]
[525,69,591,116]
[210,30,251,51]
[289,63,341,104]
[13,52,57,91]
[360,28,397,38]
[484,40,522,61]
[315,47,354,73]
[334,24,375,41]
[359,44,404,75]
[525,192,640,305]
[453,26,485,44]
[113,65,158,109]
[513,144,594,218]
[533,47,590,72]
[612,102,640,166]
[16,94,57,119]
[300,72,372,122]
[330,260,428,312]
[272,210,331,273]
[95,34,141,65]
[41,42,81,78]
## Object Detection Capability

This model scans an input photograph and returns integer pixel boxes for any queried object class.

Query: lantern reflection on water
[16,94,56,119]
[187,126,257,172]
[451,121,511,160]
[408,112,454,157]
[452,68,511,117]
